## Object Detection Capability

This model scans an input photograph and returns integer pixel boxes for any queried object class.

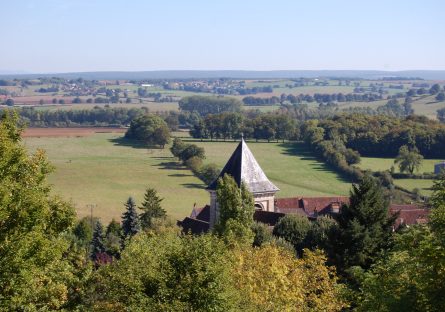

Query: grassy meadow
[187,139,352,198]
[359,157,442,173]
[24,133,208,223]
[359,156,442,196]
[24,133,353,223]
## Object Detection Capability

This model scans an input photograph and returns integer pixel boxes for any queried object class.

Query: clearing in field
[24,133,352,223]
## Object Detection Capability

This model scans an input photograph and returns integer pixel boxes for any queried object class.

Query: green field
[24,134,352,223]
[24,133,208,223]
[359,156,442,196]
[359,157,442,173]
[187,139,352,198]
[394,179,435,196]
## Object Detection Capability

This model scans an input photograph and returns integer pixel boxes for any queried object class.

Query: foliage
[139,188,166,230]
[91,220,106,261]
[303,114,445,159]
[125,114,171,148]
[104,219,122,258]
[86,233,238,311]
[273,214,312,255]
[251,222,274,247]
[179,144,205,162]
[190,112,297,142]
[394,145,424,174]
[214,174,255,242]
[0,111,82,310]
[333,175,396,273]
[232,244,347,311]
[196,163,220,185]
[179,95,242,116]
[357,174,445,311]
[170,137,187,158]
[121,197,140,239]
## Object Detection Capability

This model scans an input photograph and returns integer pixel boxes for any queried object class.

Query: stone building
[206,138,279,227]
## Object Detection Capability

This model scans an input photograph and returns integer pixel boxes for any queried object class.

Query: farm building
[178,138,429,233]
[435,162,445,174]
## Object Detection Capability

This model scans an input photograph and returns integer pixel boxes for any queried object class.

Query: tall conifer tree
[333,175,396,272]
[139,188,166,230]
[122,197,140,238]
[91,220,105,261]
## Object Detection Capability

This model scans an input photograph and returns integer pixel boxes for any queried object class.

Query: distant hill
[1,70,445,80]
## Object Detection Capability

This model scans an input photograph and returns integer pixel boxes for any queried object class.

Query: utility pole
[87,203,97,233]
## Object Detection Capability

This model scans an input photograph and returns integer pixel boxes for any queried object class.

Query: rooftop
[206,139,279,193]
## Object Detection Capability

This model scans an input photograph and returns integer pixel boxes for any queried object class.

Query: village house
[178,139,429,234]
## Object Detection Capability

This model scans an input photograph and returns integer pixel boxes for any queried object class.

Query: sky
[1,0,444,73]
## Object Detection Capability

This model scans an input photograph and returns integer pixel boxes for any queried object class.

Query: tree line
[243,92,384,106]
[190,112,298,142]
[303,114,445,159]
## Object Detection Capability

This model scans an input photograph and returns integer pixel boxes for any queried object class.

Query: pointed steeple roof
[207,139,280,193]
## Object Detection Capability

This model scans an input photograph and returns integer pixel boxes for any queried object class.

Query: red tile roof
[389,204,429,227]
[275,196,349,216]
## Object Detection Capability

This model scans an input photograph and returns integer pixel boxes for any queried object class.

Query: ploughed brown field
[22,127,127,138]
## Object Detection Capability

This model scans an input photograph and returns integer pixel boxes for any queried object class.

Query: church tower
[206,138,279,227]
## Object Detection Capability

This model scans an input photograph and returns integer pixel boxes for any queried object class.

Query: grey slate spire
[207,139,279,193]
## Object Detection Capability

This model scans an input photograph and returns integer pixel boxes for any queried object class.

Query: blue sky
[1,0,444,73]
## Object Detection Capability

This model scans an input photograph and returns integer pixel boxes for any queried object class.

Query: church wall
[253,192,276,212]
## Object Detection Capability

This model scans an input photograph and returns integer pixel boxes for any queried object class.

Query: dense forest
[305,114,445,158]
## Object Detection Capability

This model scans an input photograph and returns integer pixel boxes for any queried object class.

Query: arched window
[254,203,264,211]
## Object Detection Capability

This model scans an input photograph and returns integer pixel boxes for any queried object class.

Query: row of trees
[19,106,146,127]
[242,92,385,106]
[190,112,298,142]
[170,138,220,184]
[178,95,242,116]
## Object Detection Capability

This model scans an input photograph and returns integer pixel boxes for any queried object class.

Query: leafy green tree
[197,163,220,184]
[273,214,312,255]
[179,144,205,162]
[139,188,166,230]
[104,219,122,258]
[394,145,423,174]
[0,111,81,309]
[333,175,396,273]
[358,175,445,311]
[430,83,441,95]
[215,174,255,242]
[436,92,445,102]
[307,216,338,254]
[91,220,105,261]
[170,137,187,157]
[179,95,243,116]
[125,114,171,148]
[87,232,238,311]
[251,222,274,247]
[153,124,170,148]
[121,197,140,238]
[73,216,94,243]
